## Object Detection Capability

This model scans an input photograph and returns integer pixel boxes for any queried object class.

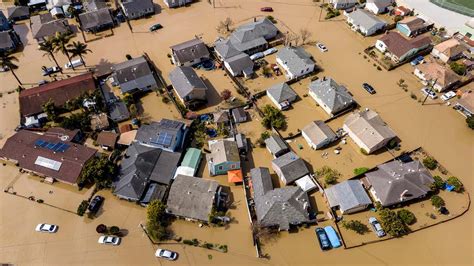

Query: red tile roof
[379,31,431,58]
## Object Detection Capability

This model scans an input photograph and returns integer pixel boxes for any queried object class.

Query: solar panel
[46,143,56,149]
[57,143,70,153]
[35,140,45,146]
[52,142,62,151]
[39,141,49,148]
[150,133,173,147]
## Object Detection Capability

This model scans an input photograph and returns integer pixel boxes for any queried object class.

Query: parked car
[263,47,277,56]
[155,249,178,260]
[38,80,49,86]
[316,42,328,52]
[369,217,386,237]
[149,23,163,32]
[315,227,331,250]
[410,55,424,66]
[42,66,61,76]
[362,83,376,94]
[441,91,456,101]
[421,87,437,99]
[324,226,341,248]
[35,223,58,233]
[250,52,264,61]
[65,59,83,69]
[88,195,104,214]
[260,7,273,12]
[98,235,121,245]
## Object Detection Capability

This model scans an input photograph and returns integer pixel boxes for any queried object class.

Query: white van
[65,59,83,69]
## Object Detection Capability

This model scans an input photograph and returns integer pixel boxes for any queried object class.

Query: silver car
[369,217,386,237]
[98,235,121,246]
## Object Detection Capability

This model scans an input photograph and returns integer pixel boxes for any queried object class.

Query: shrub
[422,156,437,170]
[260,131,271,140]
[446,176,463,192]
[397,209,416,225]
[96,224,107,234]
[220,89,232,101]
[36,199,44,203]
[431,195,445,208]
[77,200,89,216]
[109,226,120,235]
[430,176,444,191]
[261,105,286,130]
[202,242,213,249]
[126,54,132,60]
[146,200,169,241]
[161,96,170,104]
[183,239,193,245]
[387,138,398,149]
[378,206,408,237]
[316,166,340,185]
[377,66,382,71]
[410,93,417,100]
[341,220,369,234]
[467,116,474,130]
[353,167,369,175]
[449,62,466,76]
[360,148,368,155]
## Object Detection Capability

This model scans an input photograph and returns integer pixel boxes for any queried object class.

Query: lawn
[430,0,474,15]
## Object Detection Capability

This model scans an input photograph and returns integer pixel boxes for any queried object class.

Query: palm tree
[0,52,22,85]
[52,31,73,69]
[38,38,61,71]
[67,41,92,67]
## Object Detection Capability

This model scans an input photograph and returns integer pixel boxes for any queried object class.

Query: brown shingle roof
[379,31,431,58]
[0,130,97,184]
[399,17,428,32]
[416,62,460,87]
[96,131,118,148]
[19,73,96,117]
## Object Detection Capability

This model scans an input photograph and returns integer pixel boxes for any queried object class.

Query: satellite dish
[60,135,69,141]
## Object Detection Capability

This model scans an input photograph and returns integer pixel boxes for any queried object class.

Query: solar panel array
[150,132,173,147]
[34,139,71,153]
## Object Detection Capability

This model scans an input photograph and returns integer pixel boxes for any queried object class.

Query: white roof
[174,166,195,178]
[295,175,317,192]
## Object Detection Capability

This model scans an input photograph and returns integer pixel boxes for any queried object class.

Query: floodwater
[0,0,473,265]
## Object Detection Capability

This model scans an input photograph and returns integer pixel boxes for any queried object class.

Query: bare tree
[217,17,234,34]
[251,223,280,244]
[300,28,312,45]
[284,32,300,46]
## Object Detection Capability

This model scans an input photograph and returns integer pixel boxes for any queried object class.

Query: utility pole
[422,78,437,105]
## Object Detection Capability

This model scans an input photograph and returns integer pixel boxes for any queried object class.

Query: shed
[180,148,202,175]
[232,107,248,123]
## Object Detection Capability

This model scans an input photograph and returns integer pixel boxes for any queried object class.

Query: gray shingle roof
[166,175,219,222]
[169,66,207,99]
[113,56,157,93]
[109,101,130,122]
[272,151,310,184]
[225,53,254,74]
[231,107,247,122]
[7,6,29,20]
[214,39,242,60]
[83,0,108,11]
[135,119,186,151]
[367,0,393,9]
[325,180,372,212]
[120,0,154,15]
[277,46,315,76]
[267,83,297,103]
[302,120,336,148]
[309,78,354,115]
[79,8,113,31]
[264,134,289,156]
[365,160,434,206]
[208,139,239,165]
[346,9,386,30]
[213,111,229,124]
[170,38,209,65]
[0,31,14,50]
[30,13,70,40]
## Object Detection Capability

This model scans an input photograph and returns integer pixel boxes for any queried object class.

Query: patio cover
[228,169,243,183]
[174,166,195,178]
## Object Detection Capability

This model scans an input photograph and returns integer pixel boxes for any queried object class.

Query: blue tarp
[324,226,341,248]
[200,115,211,121]
[207,129,217,138]
[445,184,455,192]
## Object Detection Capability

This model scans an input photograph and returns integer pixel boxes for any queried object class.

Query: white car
[263,47,277,56]
[368,217,385,238]
[35,223,58,233]
[98,235,121,246]
[155,249,178,260]
[441,91,456,101]
[316,42,328,52]
[421,87,437,99]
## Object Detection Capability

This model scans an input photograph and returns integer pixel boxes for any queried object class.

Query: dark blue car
[315,227,331,250]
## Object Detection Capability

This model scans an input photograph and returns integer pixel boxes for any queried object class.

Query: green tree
[79,154,117,188]
[146,200,169,241]
[378,207,408,237]
[446,176,463,192]
[261,105,286,130]
[430,175,444,191]
[353,167,369,175]
[52,31,74,69]
[431,195,445,208]
[60,112,91,131]
[467,116,474,130]
[42,99,58,121]
[122,93,134,107]
[397,209,416,225]
[77,200,89,216]
[422,156,437,170]
[67,41,92,66]
[316,166,340,185]
[0,52,22,85]
[39,38,61,71]
[341,220,369,234]
[449,62,466,76]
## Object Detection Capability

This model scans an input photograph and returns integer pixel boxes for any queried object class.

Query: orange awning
[228,169,243,183]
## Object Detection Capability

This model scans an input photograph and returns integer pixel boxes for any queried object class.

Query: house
[175,147,201,177]
[250,167,312,231]
[264,133,289,158]
[276,46,315,80]
[169,66,207,107]
[302,120,337,150]
[0,10,11,31]
[223,52,254,78]
[231,107,247,123]
[396,17,433,38]
[393,6,410,16]
[235,133,248,154]
[364,160,434,207]
[90,113,110,131]
[414,62,460,92]
[79,8,114,33]
[19,73,96,121]
[163,0,193,8]
[207,139,240,176]
[0,130,96,184]
[96,131,118,150]
[0,31,21,53]
[28,0,48,11]
[7,6,30,21]
[325,180,372,214]
[345,9,387,36]
[375,31,431,63]
[213,110,230,126]
[431,39,467,63]
[46,0,71,17]
[44,127,82,143]
[272,151,310,185]
[166,175,219,222]
[111,56,158,94]
[455,92,474,117]
[365,0,393,14]
[30,13,71,41]
[266,83,298,110]
[109,101,130,122]
[308,77,355,117]
[83,0,108,11]
[329,0,358,10]
[113,143,180,201]
[343,109,396,154]
[170,38,209,66]
[135,119,188,152]
[120,0,154,19]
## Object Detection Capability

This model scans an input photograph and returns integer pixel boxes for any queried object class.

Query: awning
[295,175,317,192]
[228,169,243,183]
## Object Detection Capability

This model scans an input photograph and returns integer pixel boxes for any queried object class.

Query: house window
[218,166,223,171]
[230,164,236,169]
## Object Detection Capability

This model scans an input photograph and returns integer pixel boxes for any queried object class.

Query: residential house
[431,39,467,63]
[346,9,387,36]
[213,111,230,126]
[166,175,219,222]
[111,56,158,94]
[163,0,193,8]
[30,13,71,42]
[393,6,410,16]
[396,17,433,38]
[7,6,30,21]
[28,0,47,11]
[272,151,310,185]
[231,107,247,123]
[266,83,298,110]
[302,120,337,150]
[0,31,21,53]
[364,160,434,207]
[90,113,110,131]
[207,139,240,176]
[329,0,358,10]
[375,31,431,63]
[365,0,393,14]
[251,167,312,230]
[83,0,108,11]
[46,0,71,17]
[223,52,254,78]
[276,46,315,80]
[44,127,82,143]
[175,147,201,177]
[169,66,207,108]
[308,77,355,117]
[170,38,209,66]
[455,92,474,117]
[135,119,188,152]
[325,180,372,214]
[120,0,154,19]
[264,133,289,158]
[343,109,396,154]
[96,131,118,150]
[414,62,460,92]
[79,8,114,33]
[19,73,96,123]
[0,10,11,31]
[0,130,96,184]
[109,101,130,122]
